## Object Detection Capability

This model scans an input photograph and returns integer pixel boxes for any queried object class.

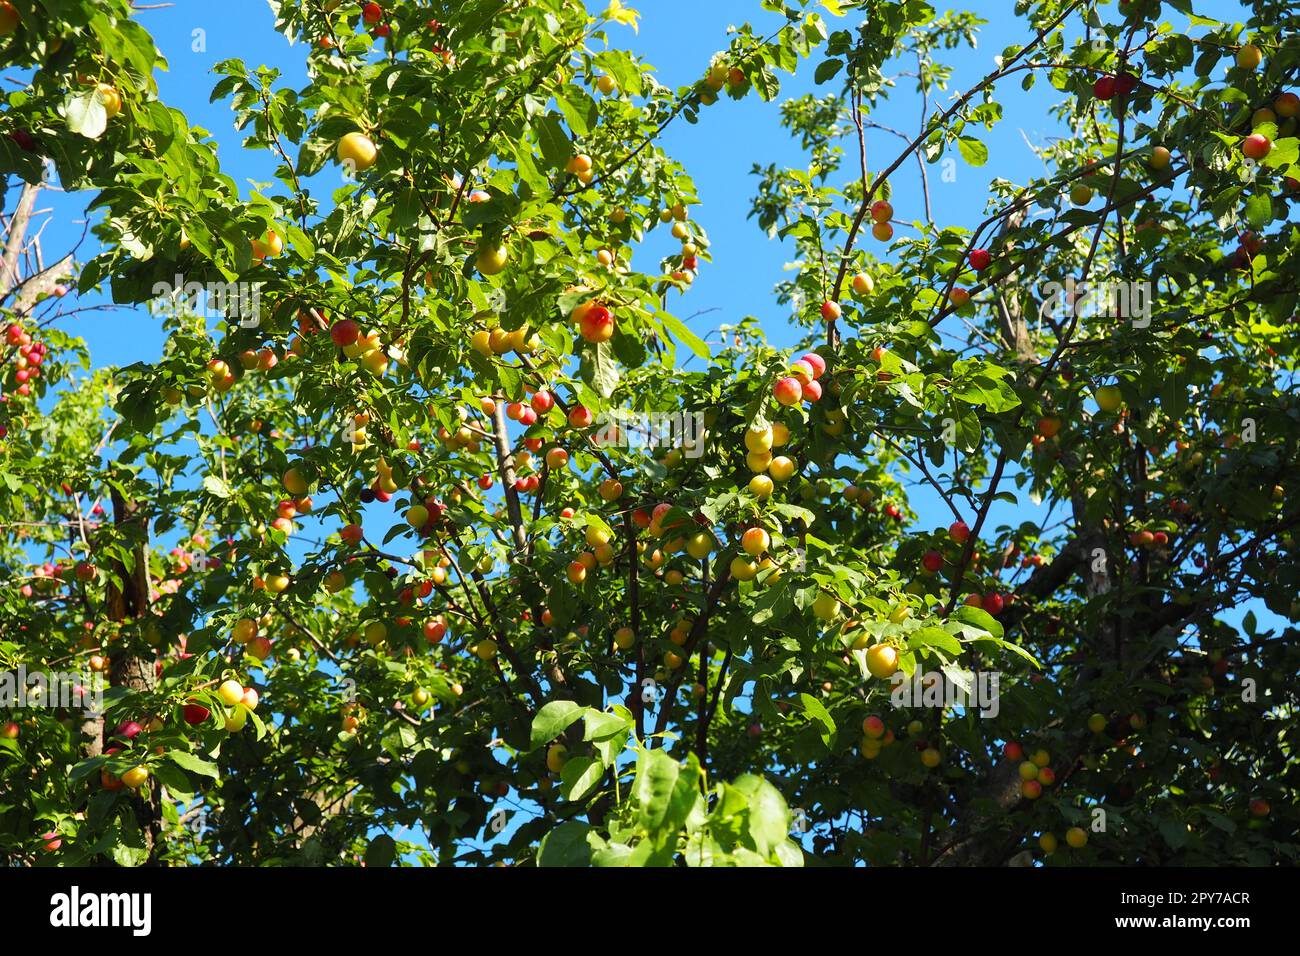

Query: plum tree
[0,0,1295,872]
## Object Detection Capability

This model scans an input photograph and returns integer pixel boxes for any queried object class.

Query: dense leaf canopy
[1,0,1297,867]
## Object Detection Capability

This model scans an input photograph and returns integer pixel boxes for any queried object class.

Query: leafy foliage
[0,0,1297,867]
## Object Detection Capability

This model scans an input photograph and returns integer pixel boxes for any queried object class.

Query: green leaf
[167,751,220,779]
[1261,137,1298,169]
[797,692,838,749]
[729,774,790,857]
[814,59,843,84]
[537,820,593,866]
[910,626,964,657]
[150,762,195,799]
[1158,817,1189,850]
[661,753,706,835]
[556,86,598,139]
[139,101,177,154]
[65,91,108,140]
[530,700,585,750]
[69,755,108,785]
[1199,808,1237,833]
[535,112,571,170]
[583,709,630,740]
[940,661,974,697]
[957,136,989,167]
[750,579,794,624]
[952,375,1020,413]
[297,137,333,178]
[584,339,620,398]
[655,310,710,360]
[960,633,1041,668]
[591,841,635,866]
[953,604,1005,639]
[202,475,232,499]
[633,748,681,832]
[364,834,398,867]
[108,819,150,868]
[284,223,316,259]
[774,839,806,867]
[1244,192,1272,228]
[584,709,632,766]
[604,0,640,31]
[560,755,604,802]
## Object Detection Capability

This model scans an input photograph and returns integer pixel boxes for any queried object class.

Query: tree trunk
[1,180,39,295]
[101,476,163,860]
